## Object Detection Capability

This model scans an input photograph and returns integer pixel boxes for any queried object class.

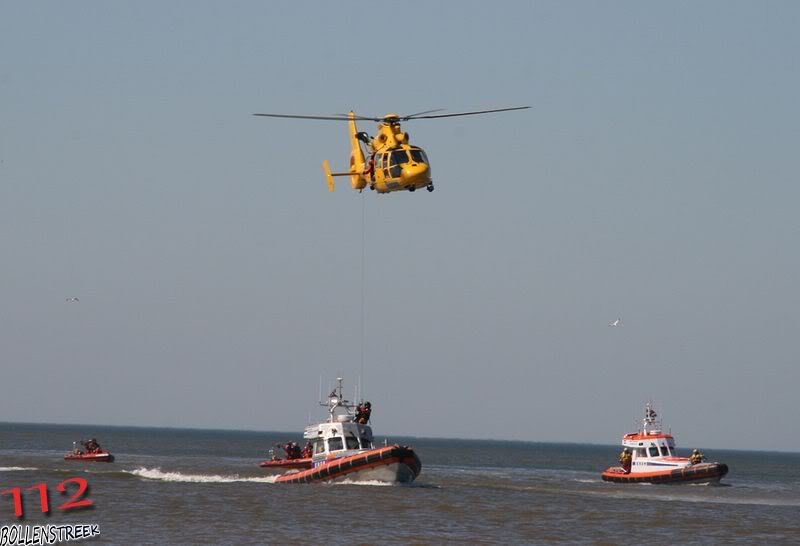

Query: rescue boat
[64,451,114,462]
[601,403,728,484]
[64,441,114,463]
[258,455,312,473]
[274,378,421,484]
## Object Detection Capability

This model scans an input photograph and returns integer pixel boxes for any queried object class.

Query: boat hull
[64,452,115,463]
[258,457,312,473]
[275,445,421,484]
[602,462,728,484]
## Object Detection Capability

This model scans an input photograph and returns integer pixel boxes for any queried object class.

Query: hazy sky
[2,1,799,451]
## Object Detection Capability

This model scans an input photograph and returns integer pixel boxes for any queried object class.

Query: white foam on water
[127,467,278,484]
[0,466,38,472]
[592,484,800,507]
[332,478,394,487]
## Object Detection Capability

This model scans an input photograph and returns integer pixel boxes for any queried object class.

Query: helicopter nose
[402,162,430,187]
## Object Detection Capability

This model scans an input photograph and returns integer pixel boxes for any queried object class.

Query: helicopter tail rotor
[322,160,335,192]
[322,160,361,192]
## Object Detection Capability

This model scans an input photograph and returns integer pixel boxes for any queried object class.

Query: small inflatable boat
[64,451,115,463]
[258,457,312,472]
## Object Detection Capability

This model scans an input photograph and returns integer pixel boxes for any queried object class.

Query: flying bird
[608,318,621,327]
[66,297,80,302]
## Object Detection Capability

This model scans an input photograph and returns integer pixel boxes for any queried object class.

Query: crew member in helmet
[355,402,372,424]
[284,442,302,460]
[619,448,632,473]
[84,438,100,453]
[689,449,705,465]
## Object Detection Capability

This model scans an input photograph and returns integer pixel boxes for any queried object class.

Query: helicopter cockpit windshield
[390,150,407,165]
[409,148,428,164]
[377,148,431,180]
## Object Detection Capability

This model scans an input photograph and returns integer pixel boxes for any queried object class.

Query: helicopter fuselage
[368,143,431,193]
[325,113,434,194]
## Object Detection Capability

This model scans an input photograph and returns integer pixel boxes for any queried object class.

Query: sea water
[1,423,799,545]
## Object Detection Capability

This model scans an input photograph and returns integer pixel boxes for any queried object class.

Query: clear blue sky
[2,1,799,451]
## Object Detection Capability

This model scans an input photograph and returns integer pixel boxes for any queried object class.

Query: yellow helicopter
[253,107,530,194]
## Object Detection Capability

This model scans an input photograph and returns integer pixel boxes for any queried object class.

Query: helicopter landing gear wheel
[409,186,416,192]
[427,184,434,192]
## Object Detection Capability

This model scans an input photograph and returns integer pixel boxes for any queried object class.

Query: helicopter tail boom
[348,112,367,191]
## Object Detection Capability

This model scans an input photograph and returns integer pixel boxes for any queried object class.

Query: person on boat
[291,442,302,459]
[302,441,313,458]
[619,448,632,473]
[83,438,101,453]
[283,442,302,460]
[355,401,372,424]
[689,449,705,465]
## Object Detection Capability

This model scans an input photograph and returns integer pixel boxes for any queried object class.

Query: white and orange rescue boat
[602,403,728,484]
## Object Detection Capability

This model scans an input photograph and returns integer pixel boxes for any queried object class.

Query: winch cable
[359,192,366,402]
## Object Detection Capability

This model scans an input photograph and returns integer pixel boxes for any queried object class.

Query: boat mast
[643,401,660,434]
[322,377,355,423]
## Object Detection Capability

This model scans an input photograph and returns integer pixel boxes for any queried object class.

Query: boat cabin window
[328,437,344,452]
[648,446,659,457]
[360,436,373,449]
[345,435,359,450]
[409,148,428,164]
[659,445,669,456]
[635,448,647,458]
[312,438,325,456]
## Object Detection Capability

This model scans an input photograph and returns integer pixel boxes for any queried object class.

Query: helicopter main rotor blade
[253,106,531,122]
[403,106,531,120]
[254,112,387,122]
[253,113,355,121]
[401,108,446,119]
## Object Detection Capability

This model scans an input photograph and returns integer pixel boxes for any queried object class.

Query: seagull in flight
[608,318,622,327]
[66,297,80,303]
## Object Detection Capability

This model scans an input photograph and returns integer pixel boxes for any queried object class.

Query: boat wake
[0,466,38,472]
[127,467,278,484]
[329,478,394,487]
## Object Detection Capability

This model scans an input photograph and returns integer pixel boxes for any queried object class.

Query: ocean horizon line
[2,420,796,455]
